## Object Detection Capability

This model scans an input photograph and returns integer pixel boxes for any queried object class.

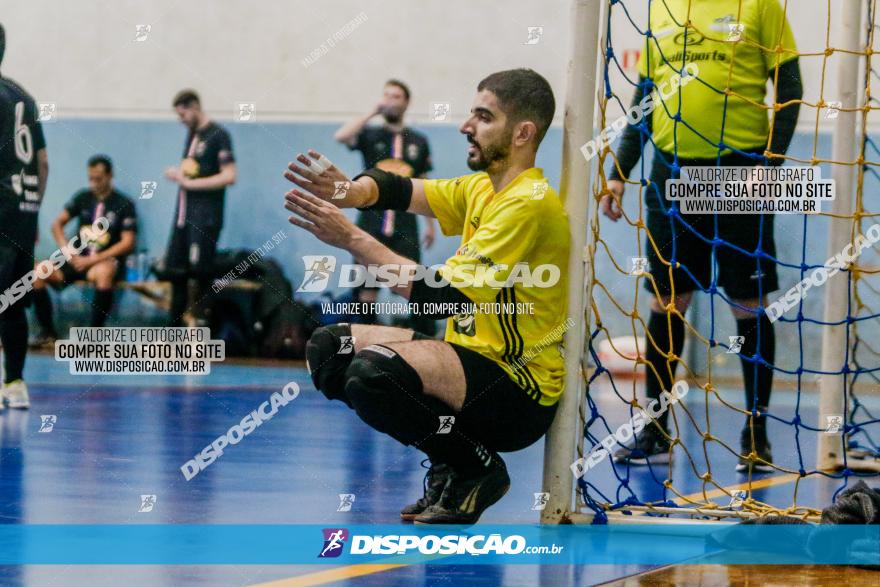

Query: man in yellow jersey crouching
[282,69,570,524]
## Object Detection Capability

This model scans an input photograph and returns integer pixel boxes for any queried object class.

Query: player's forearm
[340,176,379,208]
[94,234,135,262]
[334,111,375,144]
[345,229,419,299]
[609,78,651,182]
[184,169,235,191]
[767,59,803,166]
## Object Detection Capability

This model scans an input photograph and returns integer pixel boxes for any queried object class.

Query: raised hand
[283,150,351,203]
[284,189,358,249]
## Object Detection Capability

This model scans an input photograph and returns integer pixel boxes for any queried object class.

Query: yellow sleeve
[436,195,542,304]
[760,0,798,70]
[423,175,475,236]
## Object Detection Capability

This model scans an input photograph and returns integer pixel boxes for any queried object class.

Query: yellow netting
[578,0,880,522]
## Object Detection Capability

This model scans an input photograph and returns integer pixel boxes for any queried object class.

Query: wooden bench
[71,279,262,311]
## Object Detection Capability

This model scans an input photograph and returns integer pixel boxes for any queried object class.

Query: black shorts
[54,258,124,289]
[0,244,35,310]
[643,151,779,299]
[448,343,557,453]
[165,224,221,278]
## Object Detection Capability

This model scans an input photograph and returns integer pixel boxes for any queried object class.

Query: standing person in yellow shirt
[282,69,570,524]
[601,0,803,473]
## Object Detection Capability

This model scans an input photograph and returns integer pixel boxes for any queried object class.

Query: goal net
[547,0,880,524]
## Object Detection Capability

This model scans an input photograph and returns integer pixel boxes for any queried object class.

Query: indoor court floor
[0,352,876,586]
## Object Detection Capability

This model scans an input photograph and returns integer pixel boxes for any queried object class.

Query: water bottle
[125,256,138,282]
[137,251,148,281]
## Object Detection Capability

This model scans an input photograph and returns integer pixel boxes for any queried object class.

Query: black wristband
[353,168,413,211]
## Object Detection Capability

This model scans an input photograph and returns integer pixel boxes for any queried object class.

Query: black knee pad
[306,323,354,403]
[345,345,424,394]
[344,346,428,442]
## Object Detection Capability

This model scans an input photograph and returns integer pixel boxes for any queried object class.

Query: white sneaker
[2,379,30,409]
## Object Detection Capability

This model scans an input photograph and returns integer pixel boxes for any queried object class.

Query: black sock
[169,279,187,326]
[0,306,28,382]
[644,309,686,430]
[91,289,114,327]
[736,314,775,416]
[32,288,57,337]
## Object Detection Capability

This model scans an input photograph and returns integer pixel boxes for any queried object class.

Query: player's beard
[382,110,403,124]
[465,129,511,172]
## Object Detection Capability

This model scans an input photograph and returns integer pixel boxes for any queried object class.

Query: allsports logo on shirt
[296,255,560,292]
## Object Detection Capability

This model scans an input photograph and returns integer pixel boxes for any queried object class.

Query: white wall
[1,0,569,122]
[2,0,850,130]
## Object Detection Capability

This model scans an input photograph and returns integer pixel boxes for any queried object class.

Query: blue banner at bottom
[0,524,876,565]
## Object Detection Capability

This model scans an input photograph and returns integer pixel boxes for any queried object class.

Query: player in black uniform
[0,23,49,409]
[30,155,137,345]
[163,90,236,327]
[334,79,437,335]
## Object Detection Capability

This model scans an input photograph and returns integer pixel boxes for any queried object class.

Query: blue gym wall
[36,122,878,380]
[35,120,566,297]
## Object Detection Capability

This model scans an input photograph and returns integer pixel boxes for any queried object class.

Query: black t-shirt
[174,121,234,229]
[349,126,432,242]
[64,189,137,261]
[0,76,47,251]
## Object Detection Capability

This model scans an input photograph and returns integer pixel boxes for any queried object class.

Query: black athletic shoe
[400,461,451,521]
[413,459,510,525]
[736,420,774,473]
[612,424,672,465]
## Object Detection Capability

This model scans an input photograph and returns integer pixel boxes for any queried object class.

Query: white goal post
[540,0,605,524]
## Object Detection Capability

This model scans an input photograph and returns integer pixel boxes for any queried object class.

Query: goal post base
[568,506,821,525]
[823,451,880,473]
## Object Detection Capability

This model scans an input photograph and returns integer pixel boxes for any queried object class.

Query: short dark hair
[477,69,555,144]
[87,154,113,175]
[0,24,6,66]
[385,79,410,101]
[172,89,200,108]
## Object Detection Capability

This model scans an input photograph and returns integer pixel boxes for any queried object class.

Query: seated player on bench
[282,69,570,524]
[31,155,137,346]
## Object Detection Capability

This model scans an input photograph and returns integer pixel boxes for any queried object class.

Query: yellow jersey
[639,0,798,158]
[424,168,570,406]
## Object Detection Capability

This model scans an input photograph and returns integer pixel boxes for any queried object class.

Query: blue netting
[579,0,880,523]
